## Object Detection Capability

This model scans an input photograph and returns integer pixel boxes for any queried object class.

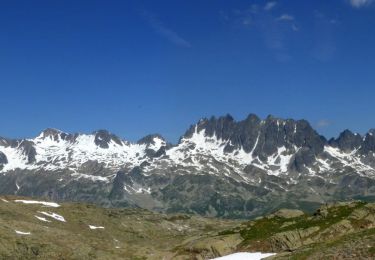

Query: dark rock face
[39,128,64,141]
[327,129,375,156]
[39,128,77,142]
[183,114,325,168]
[93,130,123,148]
[109,171,127,200]
[360,133,375,154]
[16,140,37,164]
[289,148,316,172]
[137,134,165,145]
[329,130,363,152]
[137,134,168,158]
[0,151,7,164]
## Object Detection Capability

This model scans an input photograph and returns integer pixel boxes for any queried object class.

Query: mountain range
[1,114,375,218]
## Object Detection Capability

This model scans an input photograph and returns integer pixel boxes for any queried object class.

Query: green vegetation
[237,201,367,242]
[240,216,293,241]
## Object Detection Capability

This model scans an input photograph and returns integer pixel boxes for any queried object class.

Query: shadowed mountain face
[0,114,375,218]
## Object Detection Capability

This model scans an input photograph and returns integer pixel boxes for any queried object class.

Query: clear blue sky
[1,0,374,143]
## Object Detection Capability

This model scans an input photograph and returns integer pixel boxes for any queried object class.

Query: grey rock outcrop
[0,151,7,165]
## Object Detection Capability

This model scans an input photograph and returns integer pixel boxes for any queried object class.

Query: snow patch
[124,185,151,194]
[89,225,105,230]
[15,230,31,235]
[38,211,66,222]
[71,172,110,183]
[0,131,154,173]
[15,200,60,207]
[324,146,375,175]
[211,252,276,260]
[35,215,51,222]
[0,145,38,172]
[147,137,166,151]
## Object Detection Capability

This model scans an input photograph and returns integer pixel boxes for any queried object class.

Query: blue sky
[1,0,375,143]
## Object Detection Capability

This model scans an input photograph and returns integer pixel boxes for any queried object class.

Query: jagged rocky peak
[182,114,236,140]
[92,130,124,148]
[369,129,375,136]
[181,113,325,157]
[137,134,168,158]
[38,128,66,141]
[36,128,78,143]
[137,134,166,145]
[249,116,326,165]
[39,128,63,137]
[329,129,363,152]
[361,131,375,154]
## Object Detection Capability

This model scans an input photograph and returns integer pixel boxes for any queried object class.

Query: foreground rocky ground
[0,196,374,259]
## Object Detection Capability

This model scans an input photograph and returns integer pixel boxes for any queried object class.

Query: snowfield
[38,211,66,222]
[15,230,31,235]
[35,215,51,222]
[15,200,61,207]
[88,225,105,230]
[211,252,276,260]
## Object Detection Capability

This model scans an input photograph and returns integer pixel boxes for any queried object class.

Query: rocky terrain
[0,195,238,259]
[0,114,375,218]
[176,200,375,259]
[1,196,374,259]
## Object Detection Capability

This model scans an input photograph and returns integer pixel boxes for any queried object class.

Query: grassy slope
[0,195,238,259]
[1,195,374,259]
[209,201,375,259]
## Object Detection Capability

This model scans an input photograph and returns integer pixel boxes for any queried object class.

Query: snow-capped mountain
[1,114,375,218]
[0,129,166,177]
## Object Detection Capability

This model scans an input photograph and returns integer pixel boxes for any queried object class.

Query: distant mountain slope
[0,114,375,218]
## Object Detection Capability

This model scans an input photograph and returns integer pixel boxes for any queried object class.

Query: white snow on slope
[71,172,111,183]
[0,133,167,173]
[1,126,375,181]
[89,225,105,230]
[33,133,147,171]
[166,127,250,166]
[15,200,60,207]
[15,230,31,235]
[164,126,296,177]
[324,146,375,174]
[0,145,37,172]
[35,215,51,222]
[124,184,151,194]
[211,252,276,260]
[38,211,66,222]
[147,137,166,151]
[266,146,296,176]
